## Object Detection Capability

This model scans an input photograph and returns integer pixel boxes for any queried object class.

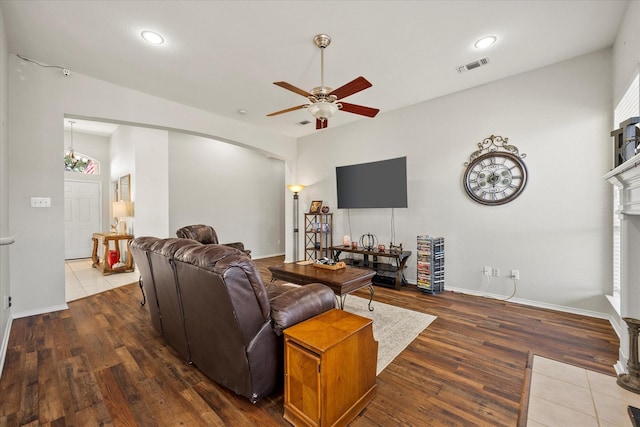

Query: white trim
[0,316,12,382]
[251,252,285,260]
[442,285,623,345]
[611,319,623,342]
[606,294,621,316]
[406,278,613,318]
[444,285,609,318]
[11,304,68,319]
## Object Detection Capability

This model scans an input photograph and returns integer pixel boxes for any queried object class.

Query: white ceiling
[63,119,119,137]
[1,0,630,139]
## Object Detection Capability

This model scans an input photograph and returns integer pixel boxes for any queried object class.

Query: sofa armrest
[222,241,244,251]
[270,283,335,335]
[223,242,251,257]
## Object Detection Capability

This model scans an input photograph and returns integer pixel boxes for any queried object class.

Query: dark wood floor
[0,256,618,426]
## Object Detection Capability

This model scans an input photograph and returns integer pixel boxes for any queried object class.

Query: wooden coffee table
[269,262,375,311]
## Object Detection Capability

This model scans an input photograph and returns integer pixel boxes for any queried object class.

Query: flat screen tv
[336,157,408,209]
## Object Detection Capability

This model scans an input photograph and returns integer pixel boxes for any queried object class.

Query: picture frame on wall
[119,174,131,202]
[309,200,323,214]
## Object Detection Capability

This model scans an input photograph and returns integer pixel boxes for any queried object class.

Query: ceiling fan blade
[316,118,328,130]
[339,102,380,118]
[266,105,308,117]
[273,81,312,98]
[329,76,372,100]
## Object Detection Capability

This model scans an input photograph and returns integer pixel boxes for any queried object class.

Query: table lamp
[112,201,132,234]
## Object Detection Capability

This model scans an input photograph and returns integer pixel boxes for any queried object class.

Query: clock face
[463,152,528,205]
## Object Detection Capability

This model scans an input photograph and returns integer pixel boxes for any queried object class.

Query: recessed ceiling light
[474,35,497,49]
[141,30,165,45]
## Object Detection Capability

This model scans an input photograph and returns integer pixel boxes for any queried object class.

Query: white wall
[612,0,640,105]
[110,126,136,184]
[298,49,614,316]
[7,53,296,318]
[133,127,169,238]
[168,132,285,257]
[0,5,11,372]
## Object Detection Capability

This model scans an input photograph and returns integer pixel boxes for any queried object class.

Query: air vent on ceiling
[456,57,490,73]
[296,120,311,126]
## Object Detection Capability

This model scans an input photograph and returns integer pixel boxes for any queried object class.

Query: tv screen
[336,157,408,209]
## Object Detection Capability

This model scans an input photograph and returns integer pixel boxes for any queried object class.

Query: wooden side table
[91,232,134,275]
[283,309,377,427]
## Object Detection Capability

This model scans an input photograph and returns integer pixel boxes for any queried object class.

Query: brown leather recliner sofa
[176,224,251,257]
[130,236,335,402]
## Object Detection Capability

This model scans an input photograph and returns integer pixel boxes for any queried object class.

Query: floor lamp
[287,185,305,262]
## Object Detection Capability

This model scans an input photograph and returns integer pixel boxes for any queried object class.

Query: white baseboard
[615,359,627,376]
[11,303,69,319]
[437,284,622,359]
[409,278,616,324]
[252,252,285,260]
[440,284,609,318]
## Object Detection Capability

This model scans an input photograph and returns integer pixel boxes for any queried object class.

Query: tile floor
[528,355,640,426]
[65,258,139,302]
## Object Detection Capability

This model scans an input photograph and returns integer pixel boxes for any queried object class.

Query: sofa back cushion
[176,224,219,244]
[147,238,202,361]
[175,244,270,337]
[172,244,276,399]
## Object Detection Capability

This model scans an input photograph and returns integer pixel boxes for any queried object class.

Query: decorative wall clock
[463,135,528,205]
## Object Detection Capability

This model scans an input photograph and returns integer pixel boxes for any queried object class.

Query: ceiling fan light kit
[268,34,379,130]
[308,102,338,119]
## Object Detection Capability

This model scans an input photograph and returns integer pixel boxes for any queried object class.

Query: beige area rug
[341,295,437,375]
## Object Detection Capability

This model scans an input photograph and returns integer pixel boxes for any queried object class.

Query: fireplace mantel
[605,152,640,216]
[604,151,640,375]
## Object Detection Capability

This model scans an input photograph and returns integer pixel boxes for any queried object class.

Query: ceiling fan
[267,34,379,130]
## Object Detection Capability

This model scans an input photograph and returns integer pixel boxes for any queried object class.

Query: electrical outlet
[492,267,500,277]
[483,266,491,276]
[30,197,51,208]
[510,269,520,280]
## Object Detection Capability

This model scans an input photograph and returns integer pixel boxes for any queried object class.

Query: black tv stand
[330,246,411,290]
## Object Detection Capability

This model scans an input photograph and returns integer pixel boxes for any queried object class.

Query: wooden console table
[91,232,134,275]
[330,246,411,290]
[283,309,377,427]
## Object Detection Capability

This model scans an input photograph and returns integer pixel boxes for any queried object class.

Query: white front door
[65,180,101,259]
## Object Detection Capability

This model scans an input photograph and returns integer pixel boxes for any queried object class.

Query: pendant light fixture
[64,120,78,171]
[64,120,93,173]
